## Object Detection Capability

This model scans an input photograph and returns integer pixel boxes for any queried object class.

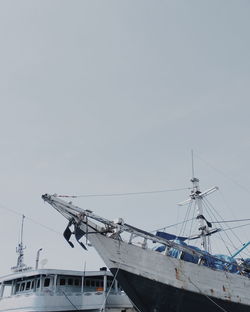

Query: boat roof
[0,268,112,283]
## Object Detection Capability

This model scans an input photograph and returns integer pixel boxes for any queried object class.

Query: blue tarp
[156,231,188,242]
[211,254,238,273]
[154,232,239,273]
[168,239,201,264]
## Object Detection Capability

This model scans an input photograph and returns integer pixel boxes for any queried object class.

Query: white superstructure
[0,216,134,312]
[0,268,134,312]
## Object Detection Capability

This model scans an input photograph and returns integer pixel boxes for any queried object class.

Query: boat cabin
[0,268,120,299]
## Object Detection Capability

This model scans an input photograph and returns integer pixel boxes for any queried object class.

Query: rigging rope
[212,218,250,223]
[62,290,79,310]
[167,257,230,312]
[224,222,250,232]
[204,198,243,248]
[195,153,250,195]
[57,187,191,198]
[204,199,236,255]
[0,203,62,236]
[99,264,121,312]
[152,218,196,232]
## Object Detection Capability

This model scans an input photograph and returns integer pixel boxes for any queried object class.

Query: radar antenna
[11,215,30,272]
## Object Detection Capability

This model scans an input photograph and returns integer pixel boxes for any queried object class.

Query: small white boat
[0,216,134,312]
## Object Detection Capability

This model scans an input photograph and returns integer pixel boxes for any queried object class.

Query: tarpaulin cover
[156,231,188,242]
[155,233,239,273]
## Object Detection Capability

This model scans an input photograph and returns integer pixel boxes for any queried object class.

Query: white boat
[0,216,134,312]
[42,176,250,312]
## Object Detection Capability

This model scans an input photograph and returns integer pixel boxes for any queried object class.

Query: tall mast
[12,215,28,272]
[178,152,218,252]
[190,177,209,251]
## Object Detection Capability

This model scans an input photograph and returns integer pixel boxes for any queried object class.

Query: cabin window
[31,280,34,289]
[60,278,66,286]
[26,281,31,290]
[44,278,50,287]
[36,279,40,289]
[74,278,80,286]
[84,278,103,288]
[15,283,20,293]
[20,283,25,291]
[68,278,73,285]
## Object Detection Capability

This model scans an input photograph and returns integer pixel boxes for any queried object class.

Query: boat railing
[42,194,249,276]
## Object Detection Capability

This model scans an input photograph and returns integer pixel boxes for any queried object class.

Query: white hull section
[86,231,250,307]
[0,291,133,312]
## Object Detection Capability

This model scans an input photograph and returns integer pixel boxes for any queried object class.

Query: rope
[57,187,191,198]
[224,223,250,231]
[0,203,62,235]
[212,218,250,223]
[204,198,242,250]
[167,257,230,312]
[178,201,193,237]
[62,290,79,310]
[151,218,196,233]
[188,279,230,312]
[99,264,121,312]
[98,263,143,312]
[194,153,250,195]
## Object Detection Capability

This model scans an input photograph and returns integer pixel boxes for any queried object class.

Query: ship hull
[0,291,133,312]
[85,232,250,312]
[111,267,249,312]
[41,194,250,312]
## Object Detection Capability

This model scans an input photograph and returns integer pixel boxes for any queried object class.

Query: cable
[62,290,79,310]
[167,256,230,312]
[195,153,250,195]
[203,199,237,255]
[100,263,121,312]
[188,202,196,243]
[57,187,191,198]
[204,198,242,247]
[212,218,250,224]
[0,203,62,236]
[188,279,230,312]
[179,201,193,237]
[204,203,233,256]
[152,218,196,233]
[223,223,250,232]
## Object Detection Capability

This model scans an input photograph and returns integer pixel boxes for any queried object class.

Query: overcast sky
[0,0,250,276]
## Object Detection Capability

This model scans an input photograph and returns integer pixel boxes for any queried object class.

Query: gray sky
[0,0,250,276]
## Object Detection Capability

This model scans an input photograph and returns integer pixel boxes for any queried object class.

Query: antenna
[16,215,26,270]
[191,150,195,179]
[11,215,31,272]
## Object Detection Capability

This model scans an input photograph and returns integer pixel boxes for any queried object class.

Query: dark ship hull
[111,268,249,312]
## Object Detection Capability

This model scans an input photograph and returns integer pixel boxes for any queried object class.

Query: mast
[11,215,29,272]
[178,152,218,252]
[190,177,209,251]
[16,215,25,270]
